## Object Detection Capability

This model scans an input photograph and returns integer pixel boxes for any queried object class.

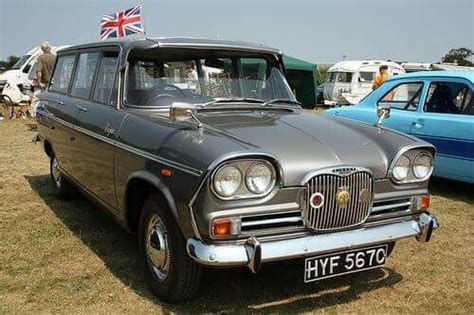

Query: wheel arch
[123,170,180,233]
[44,139,53,158]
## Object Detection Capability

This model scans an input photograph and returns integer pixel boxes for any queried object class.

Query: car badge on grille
[359,188,370,203]
[310,192,325,209]
[336,190,350,207]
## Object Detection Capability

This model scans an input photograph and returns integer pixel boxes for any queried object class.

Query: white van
[323,60,405,106]
[0,45,68,103]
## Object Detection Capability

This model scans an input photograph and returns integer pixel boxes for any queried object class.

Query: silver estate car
[36,37,439,302]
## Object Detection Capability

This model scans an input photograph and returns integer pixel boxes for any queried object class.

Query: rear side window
[424,82,473,115]
[49,55,76,94]
[70,52,99,99]
[93,51,119,104]
[380,82,423,111]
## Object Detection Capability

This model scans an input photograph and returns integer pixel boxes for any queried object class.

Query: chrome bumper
[187,212,438,273]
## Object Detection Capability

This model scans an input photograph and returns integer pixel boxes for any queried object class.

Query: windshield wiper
[202,98,265,107]
[262,99,302,107]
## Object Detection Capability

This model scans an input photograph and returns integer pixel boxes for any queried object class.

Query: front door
[377,81,426,133]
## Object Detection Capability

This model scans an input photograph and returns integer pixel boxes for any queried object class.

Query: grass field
[0,118,473,313]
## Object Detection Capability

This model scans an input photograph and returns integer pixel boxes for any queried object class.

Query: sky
[0,0,473,63]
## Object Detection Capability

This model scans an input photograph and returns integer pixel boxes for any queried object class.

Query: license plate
[304,245,388,283]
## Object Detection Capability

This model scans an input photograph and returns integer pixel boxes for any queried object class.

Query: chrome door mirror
[375,102,391,128]
[170,102,202,129]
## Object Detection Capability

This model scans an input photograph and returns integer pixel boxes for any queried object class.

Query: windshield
[11,55,31,70]
[125,51,296,107]
[327,71,353,83]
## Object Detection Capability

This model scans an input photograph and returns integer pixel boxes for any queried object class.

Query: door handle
[411,119,425,128]
[104,123,115,136]
[75,105,89,112]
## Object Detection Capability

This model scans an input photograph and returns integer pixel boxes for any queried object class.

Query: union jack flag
[100,5,144,40]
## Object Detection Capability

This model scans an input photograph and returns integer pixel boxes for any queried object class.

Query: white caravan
[0,45,68,103]
[323,60,405,105]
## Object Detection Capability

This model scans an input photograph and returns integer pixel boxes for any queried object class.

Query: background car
[325,71,474,183]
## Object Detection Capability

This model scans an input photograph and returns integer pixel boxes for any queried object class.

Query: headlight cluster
[390,149,434,183]
[212,160,277,199]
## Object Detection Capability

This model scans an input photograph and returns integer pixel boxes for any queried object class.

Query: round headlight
[213,165,242,197]
[392,155,410,181]
[245,162,275,194]
[413,153,433,179]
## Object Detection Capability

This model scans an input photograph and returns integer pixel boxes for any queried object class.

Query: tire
[138,193,202,303]
[50,154,74,199]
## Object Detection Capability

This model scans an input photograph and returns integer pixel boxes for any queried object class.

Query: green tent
[283,55,318,108]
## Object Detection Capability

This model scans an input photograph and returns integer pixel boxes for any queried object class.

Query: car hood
[197,109,418,185]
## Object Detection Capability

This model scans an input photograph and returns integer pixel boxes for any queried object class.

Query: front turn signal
[420,195,430,210]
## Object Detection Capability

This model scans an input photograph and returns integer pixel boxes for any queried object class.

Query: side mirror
[169,102,202,129]
[375,102,391,128]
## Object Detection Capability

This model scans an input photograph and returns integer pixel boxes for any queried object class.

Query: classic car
[325,71,474,183]
[36,37,438,302]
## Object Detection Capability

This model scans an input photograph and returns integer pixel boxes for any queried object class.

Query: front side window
[70,52,99,99]
[380,82,423,111]
[93,51,119,104]
[424,82,473,115]
[49,54,76,94]
[125,52,295,107]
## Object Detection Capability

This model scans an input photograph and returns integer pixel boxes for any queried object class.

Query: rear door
[46,53,79,175]
[70,48,123,208]
[409,78,474,182]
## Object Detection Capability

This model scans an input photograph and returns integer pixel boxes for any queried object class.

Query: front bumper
[187,212,438,273]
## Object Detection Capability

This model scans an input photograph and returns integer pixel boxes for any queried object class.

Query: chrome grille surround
[303,167,374,231]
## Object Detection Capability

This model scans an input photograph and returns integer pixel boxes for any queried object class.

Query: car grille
[304,170,373,231]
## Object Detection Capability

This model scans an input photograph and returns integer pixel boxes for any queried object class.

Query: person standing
[372,65,389,90]
[31,41,56,117]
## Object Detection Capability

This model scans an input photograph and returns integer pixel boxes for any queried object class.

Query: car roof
[57,36,282,55]
[328,60,404,72]
[386,70,474,83]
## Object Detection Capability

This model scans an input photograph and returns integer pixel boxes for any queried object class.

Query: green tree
[441,48,473,66]
[0,55,20,71]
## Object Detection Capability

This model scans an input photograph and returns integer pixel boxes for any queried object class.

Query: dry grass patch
[0,118,473,313]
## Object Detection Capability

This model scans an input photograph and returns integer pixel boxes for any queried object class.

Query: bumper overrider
[187,212,438,273]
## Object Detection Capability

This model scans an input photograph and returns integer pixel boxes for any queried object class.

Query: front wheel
[138,193,202,303]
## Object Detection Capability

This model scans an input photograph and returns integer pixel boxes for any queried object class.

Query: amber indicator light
[421,195,430,209]
[161,169,173,177]
[213,219,231,236]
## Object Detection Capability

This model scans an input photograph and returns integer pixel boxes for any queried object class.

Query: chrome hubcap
[146,214,170,281]
[52,157,62,188]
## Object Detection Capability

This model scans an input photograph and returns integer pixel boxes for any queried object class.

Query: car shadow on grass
[429,177,474,204]
[26,174,404,313]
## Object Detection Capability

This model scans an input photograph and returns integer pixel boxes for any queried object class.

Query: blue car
[325,71,474,183]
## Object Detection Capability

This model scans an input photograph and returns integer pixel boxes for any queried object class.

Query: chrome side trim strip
[37,109,202,176]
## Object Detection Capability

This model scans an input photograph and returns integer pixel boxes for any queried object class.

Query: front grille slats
[305,171,373,231]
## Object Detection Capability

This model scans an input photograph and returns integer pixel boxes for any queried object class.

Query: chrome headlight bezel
[211,159,277,200]
[412,152,434,180]
[389,147,434,184]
